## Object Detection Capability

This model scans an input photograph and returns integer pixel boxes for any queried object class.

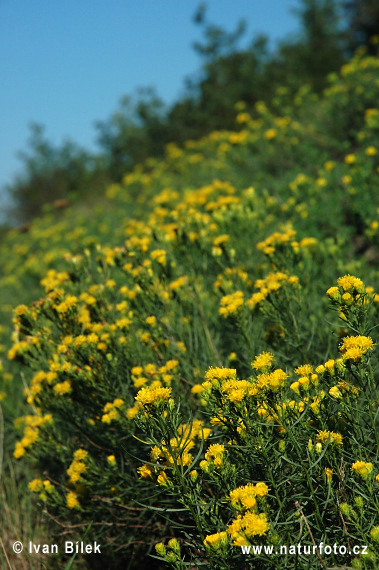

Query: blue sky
[1,0,298,195]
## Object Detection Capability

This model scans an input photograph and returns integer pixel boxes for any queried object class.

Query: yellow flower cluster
[135,386,172,406]
[202,443,225,469]
[219,291,244,317]
[28,478,54,501]
[337,275,365,293]
[256,226,298,255]
[229,482,270,509]
[204,482,270,549]
[203,368,237,390]
[351,461,373,479]
[67,449,89,484]
[8,338,38,361]
[255,368,287,393]
[203,531,228,550]
[127,361,180,418]
[53,380,72,395]
[66,491,80,509]
[339,335,375,362]
[131,360,179,389]
[327,275,367,306]
[40,269,70,292]
[214,265,250,290]
[14,413,52,458]
[316,430,343,446]
[220,378,257,403]
[247,271,299,310]
[251,352,274,371]
[228,512,270,545]
[228,482,270,545]
[150,249,167,265]
[290,364,319,393]
[101,398,124,423]
[54,294,78,314]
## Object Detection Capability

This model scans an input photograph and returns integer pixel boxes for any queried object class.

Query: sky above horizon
[1,0,299,197]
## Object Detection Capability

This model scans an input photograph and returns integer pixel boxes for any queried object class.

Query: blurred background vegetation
[1,0,379,226]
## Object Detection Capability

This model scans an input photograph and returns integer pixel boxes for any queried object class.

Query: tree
[6,124,108,223]
[95,87,168,181]
[269,0,347,93]
[344,0,379,53]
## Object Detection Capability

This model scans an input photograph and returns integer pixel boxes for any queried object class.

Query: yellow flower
[324,360,335,371]
[53,380,71,396]
[326,286,340,301]
[151,249,167,264]
[344,153,356,164]
[251,352,274,370]
[66,491,79,509]
[14,442,26,459]
[205,367,236,383]
[230,482,269,509]
[324,468,333,483]
[316,430,343,446]
[137,464,152,479]
[228,388,245,403]
[67,459,87,484]
[73,449,88,461]
[298,376,309,389]
[352,461,373,479]
[265,128,277,140]
[157,471,169,485]
[155,542,166,556]
[55,295,77,314]
[205,444,225,461]
[337,275,364,293]
[167,538,181,555]
[204,531,228,550]
[28,479,43,493]
[339,336,374,361]
[135,386,172,406]
[145,316,157,327]
[212,234,229,246]
[241,512,270,538]
[219,291,244,317]
[294,364,313,376]
[43,480,54,492]
[290,381,300,394]
[329,386,342,399]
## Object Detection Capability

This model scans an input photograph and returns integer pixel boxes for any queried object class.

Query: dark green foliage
[344,0,379,54]
[6,124,110,224]
[95,87,169,181]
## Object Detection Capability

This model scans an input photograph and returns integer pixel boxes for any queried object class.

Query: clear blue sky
[0,0,298,195]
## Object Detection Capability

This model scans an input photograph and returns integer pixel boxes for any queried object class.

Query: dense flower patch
[1,48,379,569]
